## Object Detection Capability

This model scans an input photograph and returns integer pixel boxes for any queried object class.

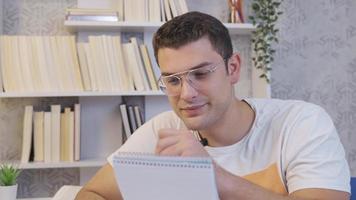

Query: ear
[227,53,241,84]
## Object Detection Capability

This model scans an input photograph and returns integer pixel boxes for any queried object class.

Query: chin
[182,116,208,130]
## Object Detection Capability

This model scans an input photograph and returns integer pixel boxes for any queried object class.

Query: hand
[155,128,209,157]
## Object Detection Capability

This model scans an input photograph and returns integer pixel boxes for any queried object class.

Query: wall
[272,0,356,176]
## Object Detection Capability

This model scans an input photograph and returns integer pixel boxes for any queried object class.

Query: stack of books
[21,104,81,164]
[66,8,119,22]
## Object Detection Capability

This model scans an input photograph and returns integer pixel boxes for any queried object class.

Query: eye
[190,68,211,80]
[165,76,180,86]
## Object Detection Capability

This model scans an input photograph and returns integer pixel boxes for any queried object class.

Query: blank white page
[113,152,220,200]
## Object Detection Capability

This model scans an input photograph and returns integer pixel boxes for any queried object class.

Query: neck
[200,99,255,147]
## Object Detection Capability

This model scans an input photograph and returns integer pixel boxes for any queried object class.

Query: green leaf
[252,3,261,12]
[0,164,21,186]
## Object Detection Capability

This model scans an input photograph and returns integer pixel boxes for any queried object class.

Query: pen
[193,130,208,146]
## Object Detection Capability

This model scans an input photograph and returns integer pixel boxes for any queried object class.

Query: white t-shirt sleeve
[284,104,350,194]
[107,111,181,166]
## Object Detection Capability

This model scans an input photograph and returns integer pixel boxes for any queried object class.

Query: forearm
[215,164,318,200]
[75,188,107,200]
[216,166,284,200]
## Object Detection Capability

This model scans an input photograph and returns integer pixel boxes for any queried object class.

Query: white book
[114,0,124,21]
[33,111,44,162]
[42,36,60,91]
[51,105,61,162]
[102,36,119,91]
[163,0,173,21]
[178,0,188,14]
[49,36,66,92]
[55,36,74,92]
[124,0,133,21]
[122,43,145,91]
[67,36,84,91]
[168,0,178,17]
[149,0,161,22]
[129,37,150,90]
[89,36,110,91]
[127,106,137,132]
[119,104,131,140]
[34,36,52,92]
[0,36,11,92]
[140,44,159,90]
[76,43,92,91]
[61,108,75,162]
[83,43,98,91]
[68,110,75,162]
[74,104,81,161]
[112,36,134,91]
[160,0,166,22]
[43,112,52,163]
[18,36,35,92]
[134,106,143,127]
[113,153,219,200]
[21,105,33,163]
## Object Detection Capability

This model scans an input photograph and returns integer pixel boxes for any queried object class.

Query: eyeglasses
[158,59,226,96]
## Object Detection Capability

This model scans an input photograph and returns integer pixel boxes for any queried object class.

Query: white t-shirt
[108,98,350,194]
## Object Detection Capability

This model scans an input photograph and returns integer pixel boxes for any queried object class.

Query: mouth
[180,104,206,117]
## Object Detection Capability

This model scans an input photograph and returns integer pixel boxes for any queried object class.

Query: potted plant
[0,163,21,200]
[248,0,284,97]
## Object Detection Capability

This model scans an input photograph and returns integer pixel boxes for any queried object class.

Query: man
[76,12,350,200]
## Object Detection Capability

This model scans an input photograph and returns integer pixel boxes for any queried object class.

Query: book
[134,106,143,127]
[113,152,219,200]
[74,104,81,161]
[139,44,159,90]
[51,105,61,162]
[60,108,74,162]
[43,112,52,163]
[127,106,137,132]
[21,105,33,163]
[66,8,119,22]
[119,104,131,141]
[129,37,151,91]
[33,111,44,162]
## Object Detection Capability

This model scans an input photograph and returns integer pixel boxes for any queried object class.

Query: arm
[215,163,349,200]
[155,129,350,200]
[75,163,123,200]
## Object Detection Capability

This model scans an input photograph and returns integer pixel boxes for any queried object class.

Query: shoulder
[245,98,328,122]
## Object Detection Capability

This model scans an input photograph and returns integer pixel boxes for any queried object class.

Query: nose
[179,77,198,100]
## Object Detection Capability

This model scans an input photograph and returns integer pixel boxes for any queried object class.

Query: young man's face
[157,37,240,130]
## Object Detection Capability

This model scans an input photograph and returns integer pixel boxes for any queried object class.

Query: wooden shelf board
[0,90,165,98]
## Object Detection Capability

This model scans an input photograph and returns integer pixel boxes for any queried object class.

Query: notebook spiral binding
[113,152,213,169]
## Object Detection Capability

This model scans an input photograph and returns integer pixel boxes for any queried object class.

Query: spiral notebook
[113,152,219,200]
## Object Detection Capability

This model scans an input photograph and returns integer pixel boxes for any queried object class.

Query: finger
[157,128,181,139]
[158,144,181,156]
[155,134,180,154]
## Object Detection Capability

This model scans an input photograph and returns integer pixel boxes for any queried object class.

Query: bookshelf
[0,1,259,198]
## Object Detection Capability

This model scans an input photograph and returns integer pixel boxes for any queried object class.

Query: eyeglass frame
[157,58,228,96]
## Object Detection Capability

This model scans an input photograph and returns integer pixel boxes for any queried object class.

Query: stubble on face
[158,37,234,131]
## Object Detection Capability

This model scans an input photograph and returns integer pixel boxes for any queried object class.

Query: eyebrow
[161,61,213,76]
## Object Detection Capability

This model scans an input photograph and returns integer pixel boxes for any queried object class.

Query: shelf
[0,90,165,98]
[64,20,255,35]
[17,158,106,169]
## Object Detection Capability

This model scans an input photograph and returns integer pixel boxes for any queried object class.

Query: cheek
[168,97,179,110]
